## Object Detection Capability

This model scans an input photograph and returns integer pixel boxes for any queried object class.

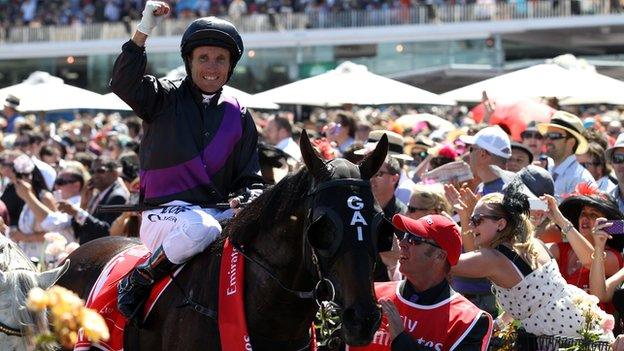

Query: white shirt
[597,175,617,194]
[552,155,596,201]
[276,137,302,162]
[609,186,624,215]
[40,195,80,244]
[395,171,415,206]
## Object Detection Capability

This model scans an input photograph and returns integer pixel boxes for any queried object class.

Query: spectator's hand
[541,194,566,225]
[380,299,403,341]
[0,217,7,236]
[58,201,79,217]
[482,91,495,123]
[613,334,624,351]
[10,229,27,243]
[592,217,611,251]
[137,1,170,35]
[80,179,95,210]
[14,179,33,201]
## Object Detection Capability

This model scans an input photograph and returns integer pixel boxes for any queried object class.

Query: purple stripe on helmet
[141,96,242,199]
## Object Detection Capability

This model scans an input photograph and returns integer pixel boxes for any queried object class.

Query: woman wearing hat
[547,183,624,314]
[450,181,614,341]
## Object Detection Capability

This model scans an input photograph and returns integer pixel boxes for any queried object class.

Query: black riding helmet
[180,17,244,82]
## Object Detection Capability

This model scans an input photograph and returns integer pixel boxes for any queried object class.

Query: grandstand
[1,0,624,94]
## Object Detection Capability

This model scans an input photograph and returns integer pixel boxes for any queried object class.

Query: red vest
[349,281,492,351]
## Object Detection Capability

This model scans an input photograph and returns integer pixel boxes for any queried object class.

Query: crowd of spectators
[5,84,624,346]
[0,0,413,29]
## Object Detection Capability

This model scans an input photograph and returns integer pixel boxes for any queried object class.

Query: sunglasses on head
[520,131,543,140]
[469,213,501,227]
[401,232,441,249]
[613,154,624,165]
[544,132,567,141]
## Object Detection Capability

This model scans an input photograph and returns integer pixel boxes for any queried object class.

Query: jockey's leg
[117,204,222,319]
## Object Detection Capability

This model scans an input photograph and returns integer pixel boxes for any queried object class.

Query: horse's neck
[0,236,35,272]
[244,221,319,346]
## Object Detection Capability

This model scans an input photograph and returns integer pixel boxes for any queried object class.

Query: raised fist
[137,1,171,36]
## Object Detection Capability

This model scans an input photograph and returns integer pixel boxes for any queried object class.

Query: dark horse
[57,131,387,350]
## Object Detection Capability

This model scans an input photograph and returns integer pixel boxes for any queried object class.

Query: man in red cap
[351,214,492,351]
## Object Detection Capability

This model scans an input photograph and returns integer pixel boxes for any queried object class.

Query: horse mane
[223,168,312,246]
[0,270,49,350]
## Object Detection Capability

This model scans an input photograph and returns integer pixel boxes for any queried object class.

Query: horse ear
[299,130,327,178]
[0,271,5,285]
[359,134,388,180]
[36,260,70,290]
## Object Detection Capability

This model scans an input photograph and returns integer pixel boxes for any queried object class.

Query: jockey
[111,1,264,318]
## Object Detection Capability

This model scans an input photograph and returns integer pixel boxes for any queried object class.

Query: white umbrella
[395,113,456,132]
[164,66,279,110]
[442,55,624,105]
[253,61,456,106]
[0,71,127,111]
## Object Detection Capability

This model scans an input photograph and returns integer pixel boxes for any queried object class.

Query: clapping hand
[379,299,403,341]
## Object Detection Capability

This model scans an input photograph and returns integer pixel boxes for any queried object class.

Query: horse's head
[0,261,69,350]
[300,131,386,346]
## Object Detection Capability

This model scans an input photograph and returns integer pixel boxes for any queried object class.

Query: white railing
[0,0,616,44]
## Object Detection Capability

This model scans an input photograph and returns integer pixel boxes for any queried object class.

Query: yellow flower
[26,287,49,311]
[58,329,78,349]
[80,309,110,343]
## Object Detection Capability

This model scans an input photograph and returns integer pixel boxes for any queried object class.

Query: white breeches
[140,201,234,264]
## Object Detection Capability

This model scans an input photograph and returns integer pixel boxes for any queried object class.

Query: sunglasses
[401,232,441,249]
[408,205,432,213]
[613,154,624,165]
[91,167,109,174]
[580,161,600,169]
[544,132,567,141]
[55,178,79,186]
[13,141,29,147]
[469,213,501,227]
[520,131,543,140]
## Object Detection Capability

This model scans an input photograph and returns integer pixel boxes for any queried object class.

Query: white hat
[606,132,624,162]
[459,125,512,159]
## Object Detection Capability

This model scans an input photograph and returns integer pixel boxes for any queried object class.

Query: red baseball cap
[392,214,462,266]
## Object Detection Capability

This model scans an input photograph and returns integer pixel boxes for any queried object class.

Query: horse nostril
[342,305,382,327]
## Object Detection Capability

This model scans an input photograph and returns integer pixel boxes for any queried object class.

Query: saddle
[74,245,181,351]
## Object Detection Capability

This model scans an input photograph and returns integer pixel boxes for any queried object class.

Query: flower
[45,241,66,258]
[44,232,68,245]
[601,314,615,334]
[80,309,109,342]
[26,287,49,311]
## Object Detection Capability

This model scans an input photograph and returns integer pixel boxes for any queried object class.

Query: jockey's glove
[137,1,166,35]
[235,183,265,206]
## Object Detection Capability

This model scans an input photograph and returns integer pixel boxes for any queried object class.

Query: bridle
[0,320,22,337]
[174,176,378,350]
[232,177,374,305]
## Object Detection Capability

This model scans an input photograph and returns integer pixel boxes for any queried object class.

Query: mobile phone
[528,198,548,211]
[604,220,624,235]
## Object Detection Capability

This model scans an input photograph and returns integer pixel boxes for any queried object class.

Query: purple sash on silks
[139,96,242,200]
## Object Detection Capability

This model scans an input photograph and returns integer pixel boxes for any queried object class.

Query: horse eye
[308,215,337,251]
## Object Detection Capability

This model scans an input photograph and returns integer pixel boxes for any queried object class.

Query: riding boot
[117,246,178,319]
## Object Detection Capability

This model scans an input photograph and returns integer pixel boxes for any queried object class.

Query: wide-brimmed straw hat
[537,111,588,155]
[355,130,413,161]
